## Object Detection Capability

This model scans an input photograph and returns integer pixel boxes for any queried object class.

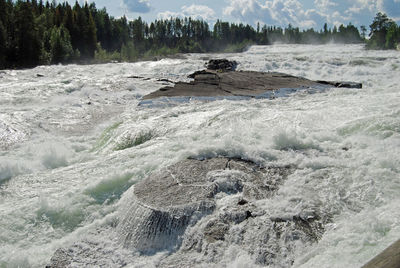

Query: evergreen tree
[360,25,367,39]
[84,5,97,58]
[385,23,399,49]
[368,12,393,49]
[14,1,42,67]
[50,25,73,63]
[0,20,6,68]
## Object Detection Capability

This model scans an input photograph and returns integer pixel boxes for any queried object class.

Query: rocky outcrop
[116,158,294,252]
[142,59,362,100]
[116,157,328,267]
[48,157,329,267]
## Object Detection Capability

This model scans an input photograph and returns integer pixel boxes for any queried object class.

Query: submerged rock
[142,59,362,100]
[316,80,363,89]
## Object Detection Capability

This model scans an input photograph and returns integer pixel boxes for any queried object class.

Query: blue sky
[76,0,400,29]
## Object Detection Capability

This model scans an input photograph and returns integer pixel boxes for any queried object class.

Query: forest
[0,0,398,69]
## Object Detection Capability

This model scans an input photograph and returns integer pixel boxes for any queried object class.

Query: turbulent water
[0,44,399,267]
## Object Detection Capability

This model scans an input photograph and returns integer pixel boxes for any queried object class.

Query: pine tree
[385,23,399,49]
[0,20,6,68]
[360,25,367,39]
[368,12,393,49]
[50,25,73,63]
[85,7,97,58]
[14,1,42,67]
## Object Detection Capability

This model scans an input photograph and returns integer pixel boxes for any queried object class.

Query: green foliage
[360,25,367,39]
[367,12,399,50]
[121,42,139,61]
[0,20,6,68]
[14,1,42,67]
[49,25,74,63]
[386,23,400,49]
[94,44,120,63]
[222,40,254,53]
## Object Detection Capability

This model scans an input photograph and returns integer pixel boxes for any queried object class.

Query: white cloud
[223,0,329,28]
[222,0,400,28]
[122,0,151,13]
[159,0,399,28]
[223,0,268,22]
[158,4,216,21]
[182,5,217,21]
[157,11,181,20]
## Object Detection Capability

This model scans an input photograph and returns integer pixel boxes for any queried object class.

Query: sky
[75,0,400,29]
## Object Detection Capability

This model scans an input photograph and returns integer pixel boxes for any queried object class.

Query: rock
[156,78,175,83]
[143,70,318,100]
[206,59,238,71]
[46,249,71,268]
[127,75,145,79]
[362,239,400,268]
[142,59,363,100]
[49,157,330,267]
[316,80,362,89]
[116,157,293,252]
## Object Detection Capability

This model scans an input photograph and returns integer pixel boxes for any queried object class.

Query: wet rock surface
[362,239,400,268]
[48,157,330,267]
[117,157,293,252]
[206,59,238,71]
[142,59,362,100]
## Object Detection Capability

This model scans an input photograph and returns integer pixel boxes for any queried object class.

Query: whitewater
[0,44,399,267]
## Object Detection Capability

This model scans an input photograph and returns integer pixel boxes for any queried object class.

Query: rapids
[0,44,399,267]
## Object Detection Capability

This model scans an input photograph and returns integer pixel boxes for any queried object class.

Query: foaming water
[0,44,399,267]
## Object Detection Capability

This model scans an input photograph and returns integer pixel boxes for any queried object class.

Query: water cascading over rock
[115,157,328,266]
[117,157,295,252]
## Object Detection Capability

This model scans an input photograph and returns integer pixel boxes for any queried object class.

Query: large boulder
[47,157,329,267]
[116,157,293,252]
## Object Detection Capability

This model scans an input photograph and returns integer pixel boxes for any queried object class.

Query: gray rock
[142,59,362,100]
[316,80,362,89]
[46,249,71,268]
[362,239,400,268]
[116,158,293,252]
[206,59,238,71]
[49,157,330,267]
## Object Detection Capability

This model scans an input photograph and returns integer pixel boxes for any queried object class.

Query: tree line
[0,0,396,70]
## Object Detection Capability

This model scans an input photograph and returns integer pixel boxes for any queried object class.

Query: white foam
[0,44,399,267]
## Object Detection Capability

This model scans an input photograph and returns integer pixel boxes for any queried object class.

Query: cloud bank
[222,0,400,28]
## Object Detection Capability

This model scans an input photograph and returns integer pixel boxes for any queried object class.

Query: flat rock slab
[142,69,362,100]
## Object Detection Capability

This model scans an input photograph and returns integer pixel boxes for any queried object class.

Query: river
[0,44,399,267]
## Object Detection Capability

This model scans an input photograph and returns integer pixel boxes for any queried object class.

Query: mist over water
[0,44,399,267]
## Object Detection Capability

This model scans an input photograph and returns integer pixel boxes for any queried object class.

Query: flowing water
[0,44,399,267]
